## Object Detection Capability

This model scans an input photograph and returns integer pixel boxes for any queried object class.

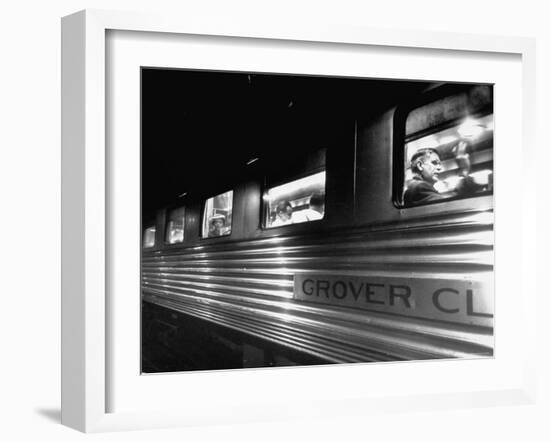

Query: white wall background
[0,1,547,440]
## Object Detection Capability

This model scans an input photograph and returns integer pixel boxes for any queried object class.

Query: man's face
[419,152,443,184]
[277,206,292,221]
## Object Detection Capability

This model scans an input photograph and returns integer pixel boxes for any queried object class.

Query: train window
[201,190,233,238]
[143,225,156,248]
[401,86,494,207]
[263,171,326,228]
[165,206,185,244]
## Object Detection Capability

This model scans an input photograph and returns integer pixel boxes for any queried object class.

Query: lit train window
[263,171,326,228]
[402,86,493,207]
[165,206,185,244]
[143,226,156,248]
[202,190,233,238]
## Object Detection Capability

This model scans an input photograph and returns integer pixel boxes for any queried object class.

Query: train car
[140,71,494,372]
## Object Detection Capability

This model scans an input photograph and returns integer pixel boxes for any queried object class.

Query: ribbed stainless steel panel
[142,211,494,363]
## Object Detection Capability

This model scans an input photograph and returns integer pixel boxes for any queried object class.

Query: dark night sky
[141,69,436,217]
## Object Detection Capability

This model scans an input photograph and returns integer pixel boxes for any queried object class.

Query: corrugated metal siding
[142,210,493,363]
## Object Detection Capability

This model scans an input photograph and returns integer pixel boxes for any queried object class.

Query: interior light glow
[458,118,485,139]
[438,135,457,145]
[265,171,326,200]
[470,169,492,185]
[246,157,259,166]
[143,226,156,247]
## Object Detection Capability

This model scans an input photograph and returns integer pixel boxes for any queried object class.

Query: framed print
[61,9,537,433]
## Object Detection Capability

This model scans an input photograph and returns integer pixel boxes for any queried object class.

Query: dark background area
[141,69,437,219]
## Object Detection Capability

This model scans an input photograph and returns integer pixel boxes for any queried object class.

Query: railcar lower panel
[142,211,494,366]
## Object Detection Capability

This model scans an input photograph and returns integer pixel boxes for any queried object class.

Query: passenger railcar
[141,74,494,372]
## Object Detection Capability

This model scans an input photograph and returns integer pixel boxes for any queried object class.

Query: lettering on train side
[295,275,494,327]
[302,279,410,307]
[389,285,412,308]
[432,288,460,314]
[466,289,493,318]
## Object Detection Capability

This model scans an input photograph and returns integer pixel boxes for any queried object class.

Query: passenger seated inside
[209,214,228,236]
[263,170,326,228]
[292,192,325,222]
[271,200,294,227]
[404,142,483,206]
[202,190,233,238]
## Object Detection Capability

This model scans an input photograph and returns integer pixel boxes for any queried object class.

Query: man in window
[271,200,294,227]
[209,214,228,236]
[404,148,445,206]
[404,144,481,206]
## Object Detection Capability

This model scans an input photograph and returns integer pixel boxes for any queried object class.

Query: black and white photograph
[3,0,545,438]
[140,69,494,373]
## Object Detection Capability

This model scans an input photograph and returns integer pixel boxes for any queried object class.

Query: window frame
[164,205,186,245]
[142,224,157,248]
[200,189,235,239]
[392,84,494,209]
[260,167,327,230]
